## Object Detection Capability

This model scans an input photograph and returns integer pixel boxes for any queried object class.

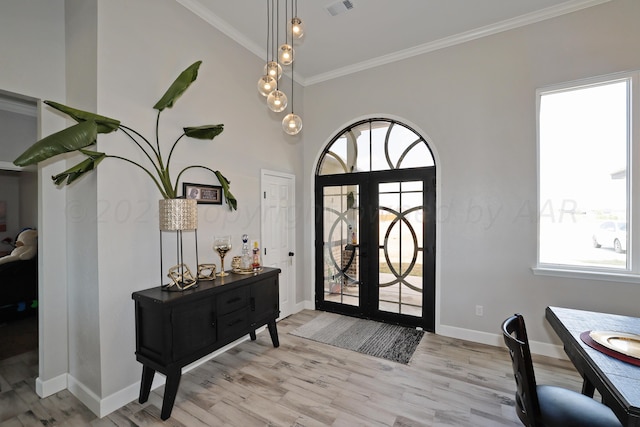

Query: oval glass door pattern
[322,185,360,307]
[378,181,423,317]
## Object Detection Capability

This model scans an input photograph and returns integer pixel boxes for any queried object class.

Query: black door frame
[315,167,436,331]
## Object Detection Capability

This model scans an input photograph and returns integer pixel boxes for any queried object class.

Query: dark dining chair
[502,314,622,427]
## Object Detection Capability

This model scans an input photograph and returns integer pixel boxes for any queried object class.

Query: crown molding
[177,0,611,87]
[175,0,305,84]
[176,0,264,63]
[305,0,612,85]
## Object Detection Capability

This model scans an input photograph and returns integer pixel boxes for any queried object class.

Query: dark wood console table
[132,267,281,420]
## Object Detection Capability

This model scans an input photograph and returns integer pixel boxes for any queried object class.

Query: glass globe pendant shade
[264,61,282,80]
[257,75,277,97]
[282,113,302,135]
[278,44,294,65]
[289,17,304,40]
[267,90,288,112]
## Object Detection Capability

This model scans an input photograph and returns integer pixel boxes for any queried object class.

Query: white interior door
[261,170,295,319]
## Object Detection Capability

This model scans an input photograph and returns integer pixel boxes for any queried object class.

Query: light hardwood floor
[0,309,589,426]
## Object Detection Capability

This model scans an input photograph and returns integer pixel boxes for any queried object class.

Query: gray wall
[0,0,69,398]
[302,0,640,351]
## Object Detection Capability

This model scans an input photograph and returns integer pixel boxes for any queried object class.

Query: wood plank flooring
[0,309,590,426]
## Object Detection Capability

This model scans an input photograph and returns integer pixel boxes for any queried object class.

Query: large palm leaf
[12,61,237,210]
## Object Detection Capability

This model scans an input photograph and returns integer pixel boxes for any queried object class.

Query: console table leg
[160,370,182,421]
[139,366,155,403]
[267,320,279,348]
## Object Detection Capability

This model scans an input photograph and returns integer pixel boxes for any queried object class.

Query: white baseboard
[437,323,566,359]
[86,333,256,418]
[35,373,67,398]
[97,373,165,418]
[67,373,102,416]
[295,300,314,312]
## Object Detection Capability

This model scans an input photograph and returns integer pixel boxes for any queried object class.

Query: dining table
[545,306,640,426]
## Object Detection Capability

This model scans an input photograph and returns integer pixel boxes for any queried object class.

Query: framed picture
[182,182,222,205]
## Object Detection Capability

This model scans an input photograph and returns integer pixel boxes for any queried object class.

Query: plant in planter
[13,60,237,210]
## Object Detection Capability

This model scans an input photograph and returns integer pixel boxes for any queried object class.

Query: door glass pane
[378,181,423,317]
[379,182,400,193]
[322,185,360,306]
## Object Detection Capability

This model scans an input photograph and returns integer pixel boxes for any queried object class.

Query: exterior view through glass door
[377,179,427,319]
[315,119,435,331]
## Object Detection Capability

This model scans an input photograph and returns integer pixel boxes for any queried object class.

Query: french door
[315,167,435,330]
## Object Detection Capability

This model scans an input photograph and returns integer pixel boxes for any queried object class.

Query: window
[537,72,639,279]
[317,119,434,175]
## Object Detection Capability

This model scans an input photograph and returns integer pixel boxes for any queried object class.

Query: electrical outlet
[475,305,483,316]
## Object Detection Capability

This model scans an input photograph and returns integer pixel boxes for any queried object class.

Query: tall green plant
[13,61,237,210]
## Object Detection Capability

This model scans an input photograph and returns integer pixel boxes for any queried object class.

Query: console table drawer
[218,307,251,339]
[217,287,250,315]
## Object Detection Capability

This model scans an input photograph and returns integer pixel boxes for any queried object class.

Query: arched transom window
[317,119,434,175]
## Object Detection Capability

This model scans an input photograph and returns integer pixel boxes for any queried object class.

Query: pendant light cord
[265,0,270,64]
[290,0,295,114]
[271,0,276,64]
[275,0,280,91]
[290,42,295,114]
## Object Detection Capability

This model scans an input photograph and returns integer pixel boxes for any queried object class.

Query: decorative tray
[589,331,640,359]
[232,267,263,275]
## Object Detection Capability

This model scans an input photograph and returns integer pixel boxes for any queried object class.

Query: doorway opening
[315,119,436,331]
[0,91,39,362]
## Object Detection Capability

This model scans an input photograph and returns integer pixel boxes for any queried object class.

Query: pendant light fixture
[278,44,294,66]
[264,61,282,80]
[278,0,294,65]
[282,0,302,135]
[289,0,304,40]
[257,0,277,97]
[282,110,302,135]
[258,0,303,135]
[263,0,282,81]
[290,17,304,40]
[267,0,287,113]
[267,89,288,112]
[282,44,302,135]
[257,75,276,97]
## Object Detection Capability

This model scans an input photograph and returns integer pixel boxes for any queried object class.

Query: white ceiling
[177,0,610,86]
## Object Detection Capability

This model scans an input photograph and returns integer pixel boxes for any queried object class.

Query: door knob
[289,252,294,256]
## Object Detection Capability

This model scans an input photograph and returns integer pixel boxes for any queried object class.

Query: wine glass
[214,235,232,277]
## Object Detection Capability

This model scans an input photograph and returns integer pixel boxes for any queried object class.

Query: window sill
[532,266,640,284]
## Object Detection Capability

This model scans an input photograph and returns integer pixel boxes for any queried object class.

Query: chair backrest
[502,314,541,427]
